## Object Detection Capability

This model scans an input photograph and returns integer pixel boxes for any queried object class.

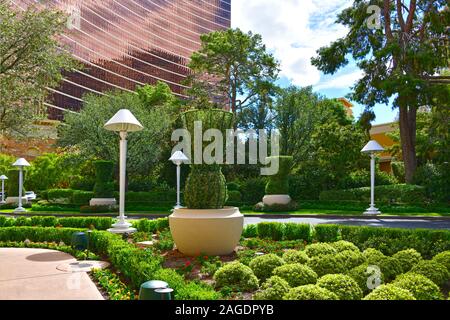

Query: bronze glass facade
[12,0,231,120]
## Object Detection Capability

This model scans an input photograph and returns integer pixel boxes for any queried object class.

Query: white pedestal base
[13,206,27,213]
[107,217,136,234]
[89,198,117,206]
[363,206,381,215]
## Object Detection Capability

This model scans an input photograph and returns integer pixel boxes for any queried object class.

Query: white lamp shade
[361,140,385,154]
[169,151,189,165]
[12,158,31,167]
[0,175,7,180]
[104,109,144,132]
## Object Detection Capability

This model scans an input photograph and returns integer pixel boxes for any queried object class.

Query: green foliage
[392,249,423,273]
[26,153,72,191]
[282,250,309,265]
[363,285,416,300]
[93,161,115,198]
[283,284,338,300]
[265,156,293,195]
[392,273,443,300]
[413,163,449,203]
[362,248,386,265]
[242,224,257,238]
[0,154,15,178]
[307,250,365,276]
[132,218,169,233]
[346,263,385,294]
[184,164,227,209]
[92,269,135,300]
[239,177,267,204]
[226,190,242,203]
[337,169,398,189]
[432,251,450,272]
[283,223,311,241]
[253,201,298,213]
[256,222,285,241]
[305,243,336,258]
[214,261,259,292]
[47,189,74,204]
[79,205,118,214]
[319,184,428,204]
[72,190,94,206]
[227,182,240,191]
[391,162,405,183]
[253,276,290,300]
[377,257,404,282]
[273,263,318,287]
[6,169,23,197]
[249,254,285,281]
[330,240,360,253]
[0,216,112,230]
[314,224,340,242]
[316,274,363,300]
[410,260,449,286]
[175,281,222,300]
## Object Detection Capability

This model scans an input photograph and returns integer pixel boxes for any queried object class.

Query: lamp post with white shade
[169,151,189,209]
[104,109,143,234]
[12,158,31,213]
[361,140,385,215]
[0,175,7,204]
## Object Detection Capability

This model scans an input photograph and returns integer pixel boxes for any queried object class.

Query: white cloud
[315,69,364,90]
[231,0,353,87]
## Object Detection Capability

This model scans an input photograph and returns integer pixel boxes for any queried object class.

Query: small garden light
[0,175,7,204]
[104,109,143,234]
[12,158,30,213]
[361,140,385,215]
[169,151,189,209]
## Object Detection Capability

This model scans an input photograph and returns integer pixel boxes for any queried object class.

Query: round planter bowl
[169,207,243,256]
[89,198,117,206]
[262,194,292,206]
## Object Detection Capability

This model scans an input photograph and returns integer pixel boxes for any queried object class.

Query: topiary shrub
[256,222,285,241]
[377,257,404,282]
[316,274,363,300]
[282,250,309,264]
[362,248,386,264]
[392,249,422,273]
[363,284,416,300]
[432,251,450,272]
[184,164,227,209]
[410,260,449,286]
[226,190,242,203]
[304,243,337,258]
[214,261,259,291]
[264,156,293,195]
[6,169,24,197]
[283,223,311,241]
[72,190,94,205]
[283,284,338,300]
[253,276,290,300]
[93,161,115,198]
[249,254,285,282]
[314,224,340,242]
[307,250,365,276]
[346,263,385,294]
[331,240,360,253]
[273,263,318,287]
[392,273,443,300]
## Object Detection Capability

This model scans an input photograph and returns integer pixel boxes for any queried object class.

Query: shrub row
[0,216,112,230]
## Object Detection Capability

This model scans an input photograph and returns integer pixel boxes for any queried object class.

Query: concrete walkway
[0,248,104,300]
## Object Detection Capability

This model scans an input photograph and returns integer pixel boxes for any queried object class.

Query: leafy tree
[0,2,77,134]
[57,82,177,179]
[311,0,449,183]
[25,153,74,190]
[186,28,280,117]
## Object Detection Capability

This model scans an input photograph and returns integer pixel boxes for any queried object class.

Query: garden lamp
[169,151,189,209]
[12,158,30,213]
[104,109,143,234]
[0,175,7,204]
[361,140,385,215]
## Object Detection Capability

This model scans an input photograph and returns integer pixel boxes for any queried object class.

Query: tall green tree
[0,2,77,134]
[311,0,449,183]
[186,28,280,117]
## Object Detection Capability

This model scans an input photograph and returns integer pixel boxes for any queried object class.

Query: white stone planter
[262,194,292,206]
[89,198,117,206]
[169,207,243,256]
[5,197,28,205]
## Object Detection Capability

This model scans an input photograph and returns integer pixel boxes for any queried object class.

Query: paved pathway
[243,216,450,230]
[0,248,104,300]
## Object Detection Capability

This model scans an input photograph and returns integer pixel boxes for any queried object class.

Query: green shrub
[283,223,311,241]
[184,164,227,209]
[0,216,112,230]
[304,243,336,258]
[314,224,340,242]
[282,250,309,264]
[331,240,360,253]
[392,273,443,300]
[346,263,385,294]
[239,177,266,204]
[72,190,94,205]
[283,284,338,300]
[253,276,290,300]
[79,205,118,214]
[47,189,74,204]
[242,224,257,238]
[413,163,449,203]
[363,284,416,300]
[362,248,386,264]
[410,260,449,286]
[432,251,450,272]
[253,201,298,212]
[227,182,240,191]
[93,161,115,198]
[317,274,363,300]
[257,222,284,241]
[307,250,364,276]
[265,156,293,195]
[214,262,259,291]
[6,169,24,197]
[0,226,82,244]
[249,254,285,281]
[273,263,317,287]
[133,218,169,233]
[391,161,405,183]
[392,249,422,273]
[153,268,186,293]
[320,184,427,204]
[377,257,403,282]
[226,190,242,203]
[175,281,222,300]
[337,169,397,189]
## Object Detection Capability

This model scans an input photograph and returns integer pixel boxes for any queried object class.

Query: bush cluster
[307,250,364,276]
[363,284,416,300]
[282,250,309,264]
[273,263,318,287]
[249,254,285,281]
[432,251,450,271]
[346,263,385,294]
[410,260,449,286]
[392,273,443,300]
[316,274,363,300]
[304,243,337,258]
[283,285,338,300]
[253,276,290,300]
[392,249,422,273]
[0,216,112,230]
[214,262,259,292]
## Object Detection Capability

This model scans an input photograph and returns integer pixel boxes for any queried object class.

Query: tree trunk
[398,100,417,183]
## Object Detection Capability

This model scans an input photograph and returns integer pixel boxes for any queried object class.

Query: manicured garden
[1,216,449,300]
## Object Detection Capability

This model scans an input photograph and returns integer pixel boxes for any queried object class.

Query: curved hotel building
[11,0,231,120]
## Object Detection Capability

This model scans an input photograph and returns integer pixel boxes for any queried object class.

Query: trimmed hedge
[72,190,94,205]
[132,218,169,233]
[214,261,259,291]
[319,184,427,204]
[93,160,114,198]
[316,274,363,300]
[273,263,318,287]
[0,216,112,230]
[283,285,338,300]
[253,276,290,300]
[47,189,74,204]
[392,273,443,300]
[363,284,416,300]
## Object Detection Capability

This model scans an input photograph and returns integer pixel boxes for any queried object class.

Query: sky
[231,0,398,124]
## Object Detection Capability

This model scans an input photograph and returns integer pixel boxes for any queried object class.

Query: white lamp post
[361,140,385,215]
[104,109,143,234]
[0,175,7,204]
[169,151,189,209]
[12,158,31,213]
